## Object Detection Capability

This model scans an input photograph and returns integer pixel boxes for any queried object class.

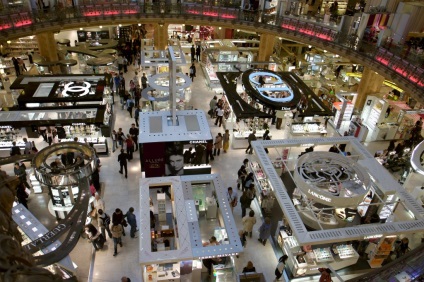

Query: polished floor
[7,60,422,282]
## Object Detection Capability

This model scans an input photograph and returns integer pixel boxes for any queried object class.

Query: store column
[154,23,169,50]
[257,33,275,66]
[355,68,385,109]
[36,31,60,74]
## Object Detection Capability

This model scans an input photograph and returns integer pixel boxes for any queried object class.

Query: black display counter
[11,75,107,109]
[216,72,273,119]
[240,69,333,117]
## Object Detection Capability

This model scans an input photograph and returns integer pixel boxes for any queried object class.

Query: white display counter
[0,140,25,157]
[291,122,327,135]
[281,230,359,277]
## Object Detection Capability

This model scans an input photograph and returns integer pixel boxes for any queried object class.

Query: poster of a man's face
[165,142,184,176]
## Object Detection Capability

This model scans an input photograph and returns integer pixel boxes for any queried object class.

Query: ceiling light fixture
[99,26,102,29]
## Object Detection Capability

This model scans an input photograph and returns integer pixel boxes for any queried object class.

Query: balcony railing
[0,3,422,91]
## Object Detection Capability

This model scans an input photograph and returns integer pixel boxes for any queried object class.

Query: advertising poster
[165,141,184,176]
[143,142,166,177]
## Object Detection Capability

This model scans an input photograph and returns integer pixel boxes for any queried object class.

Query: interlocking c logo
[62,81,91,97]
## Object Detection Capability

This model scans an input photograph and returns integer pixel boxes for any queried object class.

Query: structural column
[153,23,169,50]
[355,68,385,109]
[36,31,60,74]
[257,33,275,63]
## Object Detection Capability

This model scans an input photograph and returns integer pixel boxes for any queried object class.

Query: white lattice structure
[251,136,424,245]
[139,174,243,266]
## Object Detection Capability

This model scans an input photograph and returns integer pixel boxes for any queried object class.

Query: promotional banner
[143,142,166,177]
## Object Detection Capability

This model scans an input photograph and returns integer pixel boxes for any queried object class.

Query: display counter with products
[291,122,327,135]
[280,229,359,277]
[0,140,25,157]
[140,175,242,282]
[249,161,276,216]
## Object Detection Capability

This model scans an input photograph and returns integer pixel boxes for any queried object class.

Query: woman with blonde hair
[223,129,230,153]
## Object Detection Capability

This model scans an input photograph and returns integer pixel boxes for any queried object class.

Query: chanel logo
[62,82,92,97]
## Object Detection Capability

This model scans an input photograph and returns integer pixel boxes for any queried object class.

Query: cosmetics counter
[0,139,25,157]
[279,231,359,276]
[248,161,277,216]
[11,203,77,279]
[140,175,243,282]
[291,122,327,135]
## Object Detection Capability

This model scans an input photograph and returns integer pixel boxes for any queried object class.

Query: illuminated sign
[307,189,331,202]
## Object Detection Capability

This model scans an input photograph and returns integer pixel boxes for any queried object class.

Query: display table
[291,122,327,135]
[60,137,108,154]
[0,141,25,157]
[282,233,360,277]
[232,130,270,149]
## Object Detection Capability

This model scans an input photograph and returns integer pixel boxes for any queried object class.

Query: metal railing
[0,3,422,96]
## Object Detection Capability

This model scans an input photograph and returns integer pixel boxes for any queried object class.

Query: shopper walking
[23,138,32,155]
[118,149,128,178]
[240,190,251,218]
[209,96,218,118]
[129,124,139,152]
[258,217,271,246]
[205,140,214,164]
[223,129,230,153]
[213,133,223,156]
[134,85,141,107]
[117,128,125,148]
[92,192,105,218]
[141,73,148,89]
[134,106,141,127]
[126,97,135,118]
[190,45,196,62]
[14,162,30,189]
[215,106,224,127]
[189,63,196,81]
[242,210,257,238]
[237,165,247,190]
[227,187,238,213]
[111,222,123,256]
[16,182,29,209]
[125,134,135,161]
[196,45,201,62]
[112,208,127,236]
[97,209,112,239]
[125,207,138,238]
[84,223,104,251]
[111,130,118,153]
[243,172,254,192]
[274,255,288,281]
[245,130,257,154]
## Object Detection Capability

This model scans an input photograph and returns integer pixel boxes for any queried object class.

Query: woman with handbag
[113,208,127,236]
[85,223,104,251]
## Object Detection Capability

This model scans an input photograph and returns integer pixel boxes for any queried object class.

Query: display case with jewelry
[248,161,276,216]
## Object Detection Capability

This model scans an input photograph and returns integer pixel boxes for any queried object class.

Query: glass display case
[249,161,276,215]
[313,248,334,263]
[291,122,326,135]
[0,139,25,157]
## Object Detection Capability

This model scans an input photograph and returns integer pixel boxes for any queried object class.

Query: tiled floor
[8,58,419,282]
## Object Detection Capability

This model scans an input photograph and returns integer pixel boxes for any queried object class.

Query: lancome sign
[308,189,332,203]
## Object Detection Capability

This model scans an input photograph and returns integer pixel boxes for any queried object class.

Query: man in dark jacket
[129,123,139,152]
[118,149,128,178]
[124,207,138,238]
[10,142,21,156]
[14,162,30,188]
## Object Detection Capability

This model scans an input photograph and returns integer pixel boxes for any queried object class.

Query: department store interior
[0,0,424,281]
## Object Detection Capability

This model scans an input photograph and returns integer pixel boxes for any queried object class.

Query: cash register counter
[232,130,270,149]
[281,231,359,277]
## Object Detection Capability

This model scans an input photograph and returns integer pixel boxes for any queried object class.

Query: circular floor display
[241,69,302,110]
[293,152,371,207]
